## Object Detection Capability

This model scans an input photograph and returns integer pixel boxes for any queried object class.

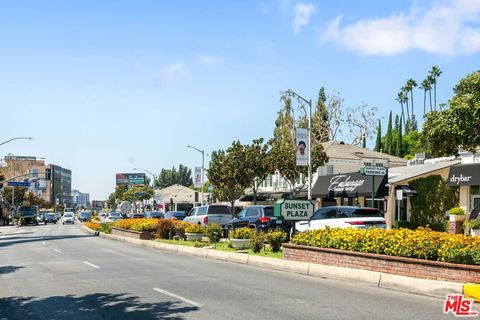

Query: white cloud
[197,53,224,66]
[321,0,480,56]
[293,2,317,34]
[162,62,187,85]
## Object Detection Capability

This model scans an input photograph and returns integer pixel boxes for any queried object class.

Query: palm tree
[419,78,431,116]
[406,79,417,119]
[429,66,442,110]
[401,86,410,122]
[427,74,434,112]
[395,91,407,127]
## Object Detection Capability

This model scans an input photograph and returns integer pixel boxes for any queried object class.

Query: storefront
[311,172,388,210]
[447,163,480,215]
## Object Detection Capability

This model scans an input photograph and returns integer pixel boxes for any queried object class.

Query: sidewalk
[82,225,465,299]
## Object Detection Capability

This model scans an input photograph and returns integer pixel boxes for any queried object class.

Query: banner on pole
[194,167,202,188]
[296,128,308,166]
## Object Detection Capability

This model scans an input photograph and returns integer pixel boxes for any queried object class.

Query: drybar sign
[448,164,480,186]
[274,199,314,221]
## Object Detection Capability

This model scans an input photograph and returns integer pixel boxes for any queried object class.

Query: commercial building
[47,165,72,207]
[447,151,480,215]
[72,190,90,208]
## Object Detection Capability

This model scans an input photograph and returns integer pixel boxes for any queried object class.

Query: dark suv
[227,205,282,232]
[18,206,39,226]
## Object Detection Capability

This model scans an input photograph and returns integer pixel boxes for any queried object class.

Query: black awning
[239,194,270,202]
[447,163,480,186]
[312,171,388,198]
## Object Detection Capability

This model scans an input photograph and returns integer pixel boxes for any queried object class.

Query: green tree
[395,91,407,127]
[383,111,393,154]
[311,87,330,143]
[207,149,245,212]
[155,165,192,188]
[419,78,431,115]
[268,94,328,194]
[106,192,116,209]
[241,138,269,204]
[402,131,424,158]
[122,186,154,202]
[374,120,382,152]
[422,70,480,156]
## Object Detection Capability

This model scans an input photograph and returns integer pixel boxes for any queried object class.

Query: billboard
[296,128,308,166]
[116,173,146,186]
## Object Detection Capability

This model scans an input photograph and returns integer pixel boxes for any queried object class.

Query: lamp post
[187,145,205,205]
[0,137,33,147]
[285,89,312,201]
[132,167,157,188]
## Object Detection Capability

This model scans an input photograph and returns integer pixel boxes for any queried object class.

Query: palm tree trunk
[434,81,437,111]
[405,99,410,122]
[410,90,414,119]
[428,89,433,112]
[400,102,406,126]
[423,90,426,116]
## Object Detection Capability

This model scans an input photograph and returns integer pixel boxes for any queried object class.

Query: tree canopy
[155,165,192,189]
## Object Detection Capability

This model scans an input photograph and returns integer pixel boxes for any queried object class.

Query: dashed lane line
[153,287,203,308]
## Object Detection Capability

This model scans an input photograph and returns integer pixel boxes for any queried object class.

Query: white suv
[184,205,233,227]
[62,213,75,224]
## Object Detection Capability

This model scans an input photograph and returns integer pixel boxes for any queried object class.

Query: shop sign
[447,164,480,186]
[328,175,365,193]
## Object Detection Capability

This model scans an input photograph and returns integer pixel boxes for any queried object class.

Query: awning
[447,163,480,186]
[312,171,388,198]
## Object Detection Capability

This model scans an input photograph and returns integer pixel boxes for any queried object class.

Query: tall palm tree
[429,66,442,110]
[427,74,434,112]
[406,79,417,119]
[395,91,406,127]
[401,86,410,122]
[419,78,431,116]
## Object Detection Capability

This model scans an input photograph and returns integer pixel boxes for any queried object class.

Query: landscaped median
[83,220,475,299]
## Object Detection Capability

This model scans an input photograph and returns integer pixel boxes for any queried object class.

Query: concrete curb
[82,226,466,299]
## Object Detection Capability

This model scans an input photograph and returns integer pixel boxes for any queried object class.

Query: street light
[187,145,205,205]
[285,89,312,201]
[0,137,33,147]
[132,167,157,188]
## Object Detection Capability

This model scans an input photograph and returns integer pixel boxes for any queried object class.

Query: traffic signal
[45,168,51,180]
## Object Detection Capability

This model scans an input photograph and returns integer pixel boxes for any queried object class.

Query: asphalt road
[0,222,457,320]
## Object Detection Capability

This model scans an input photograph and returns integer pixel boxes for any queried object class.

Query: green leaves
[155,165,193,189]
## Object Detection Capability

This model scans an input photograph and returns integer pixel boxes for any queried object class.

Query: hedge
[291,227,480,265]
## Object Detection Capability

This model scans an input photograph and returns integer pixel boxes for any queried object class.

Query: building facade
[46,164,72,207]
[71,190,90,209]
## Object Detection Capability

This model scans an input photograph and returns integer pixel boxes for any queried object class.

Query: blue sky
[1,0,479,200]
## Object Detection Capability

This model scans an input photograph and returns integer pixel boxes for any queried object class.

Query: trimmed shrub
[229,227,255,239]
[449,207,465,215]
[467,218,480,230]
[291,227,480,265]
[266,230,287,252]
[206,224,223,243]
[185,223,206,234]
[250,232,266,253]
[394,220,446,232]
[156,219,177,239]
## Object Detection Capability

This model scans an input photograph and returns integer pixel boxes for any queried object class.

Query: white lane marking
[42,241,46,245]
[153,288,203,307]
[82,261,100,269]
[53,249,62,254]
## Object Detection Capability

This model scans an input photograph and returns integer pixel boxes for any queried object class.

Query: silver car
[62,213,75,224]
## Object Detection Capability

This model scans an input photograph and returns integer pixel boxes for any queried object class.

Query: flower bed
[112,218,159,231]
[291,227,480,265]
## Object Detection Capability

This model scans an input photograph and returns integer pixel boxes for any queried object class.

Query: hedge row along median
[291,227,480,265]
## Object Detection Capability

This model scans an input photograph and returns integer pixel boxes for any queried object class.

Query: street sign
[396,189,403,201]
[361,166,387,176]
[7,181,30,187]
[274,199,314,221]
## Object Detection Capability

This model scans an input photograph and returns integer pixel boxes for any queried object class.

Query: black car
[18,206,39,226]
[44,213,57,224]
[227,205,282,232]
[164,211,186,221]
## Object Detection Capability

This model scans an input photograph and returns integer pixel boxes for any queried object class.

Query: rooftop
[321,141,407,165]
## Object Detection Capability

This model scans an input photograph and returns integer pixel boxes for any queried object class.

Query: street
[0,223,454,320]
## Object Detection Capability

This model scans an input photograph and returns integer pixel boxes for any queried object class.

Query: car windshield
[19,207,37,216]
[80,213,90,217]
[109,213,121,217]
[64,213,73,217]
[207,206,230,215]
[351,209,382,217]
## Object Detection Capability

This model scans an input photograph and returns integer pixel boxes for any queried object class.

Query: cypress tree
[374,120,382,152]
[386,111,393,154]
[362,135,366,148]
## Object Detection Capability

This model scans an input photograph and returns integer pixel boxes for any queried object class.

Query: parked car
[295,206,386,233]
[164,211,186,221]
[106,212,122,222]
[227,205,282,233]
[37,213,44,223]
[54,213,60,221]
[44,213,57,224]
[144,211,163,219]
[78,211,91,222]
[184,205,233,227]
[62,212,75,224]
[99,212,107,218]
[129,213,146,219]
[18,206,39,226]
